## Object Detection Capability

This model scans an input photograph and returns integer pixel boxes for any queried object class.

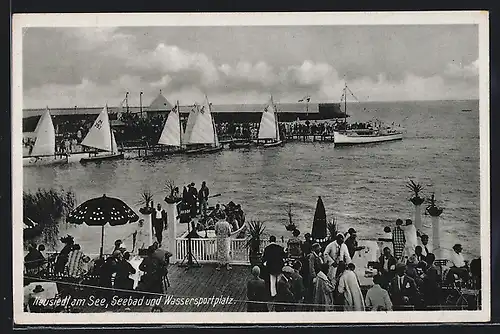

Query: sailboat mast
[209,99,217,147]
[177,100,182,148]
[273,97,279,141]
[344,82,347,124]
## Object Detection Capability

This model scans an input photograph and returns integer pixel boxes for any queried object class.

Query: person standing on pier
[402,219,418,258]
[215,212,232,271]
[275,266,295,312]
[153,204,167,246]
[388,262,419,310]
[198,181,209,216]
[247,266,268,312]
[324,233,351,281]
[312,263,335,311]
[392,219,406,261]
[337,263,365,311]
[262,236,286,299]
[345,228,365,259]
[188,183,198,217]
[420,234,432,258]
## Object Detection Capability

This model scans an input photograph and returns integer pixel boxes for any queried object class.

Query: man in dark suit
[262,236,286,299]
[275,266,295,312]
[188,183,198,217]
[378,247,397,289]
[389,262,420,310]
[422,253,441,307]
[152,204,167,246]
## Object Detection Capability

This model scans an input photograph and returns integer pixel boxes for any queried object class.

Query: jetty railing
[174,237,288,265]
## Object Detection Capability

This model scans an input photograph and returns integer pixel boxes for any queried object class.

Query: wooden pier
[285,134,335,143]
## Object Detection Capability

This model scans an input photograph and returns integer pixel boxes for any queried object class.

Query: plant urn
[410,197,425,233]
[427,203,443,259]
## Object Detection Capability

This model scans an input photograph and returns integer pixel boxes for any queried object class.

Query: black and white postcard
[12,11,490,324]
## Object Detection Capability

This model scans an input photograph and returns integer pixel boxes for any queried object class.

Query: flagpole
[140,91,143,119]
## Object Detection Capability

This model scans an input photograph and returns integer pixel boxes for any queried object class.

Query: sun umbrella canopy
[311,196,328,243]
[67,194,139,226]
[66,194,139,257]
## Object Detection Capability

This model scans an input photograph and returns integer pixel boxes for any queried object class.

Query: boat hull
[151,148,184,157]
[262,140,283,148]
[80,152,124,163]
[184,147,208,155]
[203,146,224,154]
[333,131,403,146]
[23,155,68,167]
[229,141,252,149]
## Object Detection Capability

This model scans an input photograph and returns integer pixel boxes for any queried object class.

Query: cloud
[22,27,480,108]
[444,59,479,79]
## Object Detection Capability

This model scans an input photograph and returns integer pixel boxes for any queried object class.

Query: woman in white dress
[337,262,365,311]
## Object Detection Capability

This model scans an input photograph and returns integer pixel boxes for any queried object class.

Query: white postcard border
[12,11,490,325]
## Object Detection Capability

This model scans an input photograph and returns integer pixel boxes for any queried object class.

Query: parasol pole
[100,224,105,258]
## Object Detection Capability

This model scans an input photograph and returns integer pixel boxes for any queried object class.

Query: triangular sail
[188,96,217,145]
[31,108,56,156]
[158,105,181,147]
[111,131,118,154]
[81,106,113,152]
[258,98,278,140]
[183,104,199,144]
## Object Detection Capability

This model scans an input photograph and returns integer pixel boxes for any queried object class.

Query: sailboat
[23,107,68,167]
[333,82,403,146]
[154,101,184,156]
[183,95,223,154]
[258,96,283,147]
[80,105,124,163]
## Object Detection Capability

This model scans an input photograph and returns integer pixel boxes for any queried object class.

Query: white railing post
[165,201,179,262]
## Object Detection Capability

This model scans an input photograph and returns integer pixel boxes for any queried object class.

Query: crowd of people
[245,219,479,312]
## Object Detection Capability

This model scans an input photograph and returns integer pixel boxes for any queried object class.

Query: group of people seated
[24,235,94,279]
[199,202,246,233]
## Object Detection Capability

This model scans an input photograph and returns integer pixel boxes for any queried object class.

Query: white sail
[81,106,113,152]
[258,99,278,140]
[183,104,199,144]
[188,96,217,145]
[31,108,56,156]
[158,106,181,147]
[111,131,118,154]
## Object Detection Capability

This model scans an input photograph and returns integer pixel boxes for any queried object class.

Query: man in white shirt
[447,243,469,282]
[324,233,351,281]
[153,204,167,246]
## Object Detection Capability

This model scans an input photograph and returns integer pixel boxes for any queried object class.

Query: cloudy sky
[22,25,479,108]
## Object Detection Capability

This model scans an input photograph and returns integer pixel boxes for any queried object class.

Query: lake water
[23,100,481,258]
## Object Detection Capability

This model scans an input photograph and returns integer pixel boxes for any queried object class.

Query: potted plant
[246,220,266,266]
[283,203,297,232]
[164,179,181,204]
[139,188,154,215]
[326,218,338,244]
[407,179,425,232]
